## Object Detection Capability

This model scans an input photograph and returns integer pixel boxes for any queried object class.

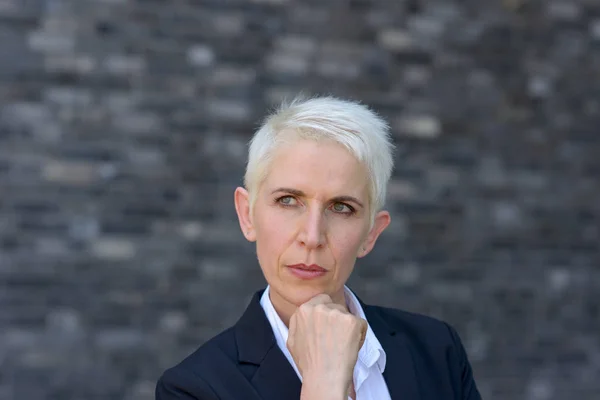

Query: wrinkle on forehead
[265,140,370,203]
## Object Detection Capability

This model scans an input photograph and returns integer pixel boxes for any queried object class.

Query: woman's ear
[358,210,391,258]
[234,187,256,242]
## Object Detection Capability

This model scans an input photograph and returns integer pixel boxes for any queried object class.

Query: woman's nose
[297,210,326,249]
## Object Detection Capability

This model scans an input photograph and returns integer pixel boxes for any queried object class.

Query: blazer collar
[234,289,421,400]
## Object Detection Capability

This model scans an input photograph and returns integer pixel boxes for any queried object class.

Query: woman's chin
[280,284,334,306]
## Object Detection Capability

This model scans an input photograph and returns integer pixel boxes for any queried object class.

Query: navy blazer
[156,289,482,400]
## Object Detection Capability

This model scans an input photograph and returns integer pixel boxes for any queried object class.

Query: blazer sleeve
[155,367,219,400]
[444,322,482,400]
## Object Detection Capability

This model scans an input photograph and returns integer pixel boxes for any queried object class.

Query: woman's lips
[287,264,327,280]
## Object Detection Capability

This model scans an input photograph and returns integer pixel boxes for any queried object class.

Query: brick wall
[1,0,599,399]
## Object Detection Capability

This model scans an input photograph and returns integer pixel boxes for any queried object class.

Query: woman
[156,96,482,400]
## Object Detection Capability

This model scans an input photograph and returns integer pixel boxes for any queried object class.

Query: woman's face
[235,139,390,318]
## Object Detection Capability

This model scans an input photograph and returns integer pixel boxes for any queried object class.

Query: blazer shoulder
[369,305,482,399]
[170,326,238,374]
[367,304,457,346]
[157,361,219,400]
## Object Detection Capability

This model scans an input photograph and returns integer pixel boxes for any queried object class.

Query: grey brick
[547,1,582,21]
[27,31,75,54]
[266,52,310,76]
[206,99,252,122]
[590,19,600,40]
[95,329,148,351]
[186,44,215,67]
[395,114,442,139]
[90,237,137,260]
[377,29,415,52]
[104,54,146,75]
[210,12,245,36]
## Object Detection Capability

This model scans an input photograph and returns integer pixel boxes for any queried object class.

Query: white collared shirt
[260,286,392,400]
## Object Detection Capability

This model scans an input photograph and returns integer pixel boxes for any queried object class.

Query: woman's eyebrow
[331,195,364,209]
[271,187,304,197]
[270,188,364,208]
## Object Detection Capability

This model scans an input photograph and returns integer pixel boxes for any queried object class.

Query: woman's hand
[286,294,366,400]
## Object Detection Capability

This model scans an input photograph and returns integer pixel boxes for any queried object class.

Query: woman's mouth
[287,264,327,280]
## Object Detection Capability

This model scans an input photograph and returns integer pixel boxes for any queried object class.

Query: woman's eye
[278,196,296,206]
[332,202,352,213]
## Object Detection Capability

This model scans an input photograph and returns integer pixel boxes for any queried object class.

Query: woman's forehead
[262,140,370,198]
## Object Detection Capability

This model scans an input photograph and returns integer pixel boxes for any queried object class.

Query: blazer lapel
[249,344,302,399]
[234,290,301,400]
[363,303,422,400]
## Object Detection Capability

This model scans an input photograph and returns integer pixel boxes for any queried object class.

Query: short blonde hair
[244,95,394,222]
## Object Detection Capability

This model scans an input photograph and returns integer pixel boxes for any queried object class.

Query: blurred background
[1,0,599,399]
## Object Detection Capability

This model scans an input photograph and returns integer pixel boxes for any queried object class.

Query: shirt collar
[344,287,387,373]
